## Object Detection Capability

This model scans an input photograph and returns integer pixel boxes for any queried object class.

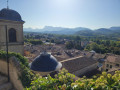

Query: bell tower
[0,8,25,55]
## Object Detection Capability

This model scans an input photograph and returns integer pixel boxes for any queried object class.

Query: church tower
[0,8,25,55]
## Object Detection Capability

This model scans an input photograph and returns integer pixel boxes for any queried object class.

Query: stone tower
[0,8,24,55]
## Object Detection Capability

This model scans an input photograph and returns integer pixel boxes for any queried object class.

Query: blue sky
[0,0,120,29]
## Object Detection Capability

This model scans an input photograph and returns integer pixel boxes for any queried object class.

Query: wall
[0,20,24,55]
[0,57,23,90]
[102,61,120,72]
[72,63,98,76]
[0,45,24,55]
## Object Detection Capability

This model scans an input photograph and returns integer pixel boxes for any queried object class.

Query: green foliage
[26,70,120,90]
[72,71,120,90]
[66,41,74,49]
[0,50,34,88]
[25,39,43,45]
[0,50,28,67]
[85,40,120,55]
[19,64,34,87]
[1,50,119,90]
[26,68,75,90]
[66,40,83,50]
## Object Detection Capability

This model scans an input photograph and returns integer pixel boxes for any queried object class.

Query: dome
[30,52,62,72]
[0,8,24,22]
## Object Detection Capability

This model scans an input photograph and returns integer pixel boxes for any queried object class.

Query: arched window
[9,28,17,42]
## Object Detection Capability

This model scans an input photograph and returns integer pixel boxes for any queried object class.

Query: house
[61,56,98,77]
[102,55,120,72]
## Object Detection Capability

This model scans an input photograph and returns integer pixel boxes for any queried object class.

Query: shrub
[1,50,120,90]
[0,50,34,88]
[26,69,120,90]
[26,68,75,90]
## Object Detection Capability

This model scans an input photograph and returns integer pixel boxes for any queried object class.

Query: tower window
[110,65,112,68]
[9,28,17,42]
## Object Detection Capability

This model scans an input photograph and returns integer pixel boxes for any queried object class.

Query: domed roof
[0,8,24,22]
[30,52,62,72]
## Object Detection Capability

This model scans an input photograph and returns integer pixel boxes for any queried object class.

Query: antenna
[7,0,9,9]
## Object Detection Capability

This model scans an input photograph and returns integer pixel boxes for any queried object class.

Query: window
[106,69,108,71]
[9,28,17,42]
[116,64,119,67]
[106,64,109,67]
[110,65,112,68]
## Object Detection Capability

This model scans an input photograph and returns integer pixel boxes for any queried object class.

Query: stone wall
[0,20,24,42]
[102,61,120,72]
[0,45,24,55]
[0,57,23,90]
[72,63,98,76]
[0,20,24,55]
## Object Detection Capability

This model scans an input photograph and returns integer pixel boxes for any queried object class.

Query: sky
[0,0,120,29]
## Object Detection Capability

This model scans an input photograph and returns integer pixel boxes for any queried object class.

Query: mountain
[109,27,120,33]
[24,26,120,36]
[24,26,92,35]
[75,30,94,36]
[110,27,120,31]
[75,27,120,36]
[94,28,113,35]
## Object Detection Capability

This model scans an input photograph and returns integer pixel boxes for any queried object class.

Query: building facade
[102,55,120,72]
[0,8,24,55]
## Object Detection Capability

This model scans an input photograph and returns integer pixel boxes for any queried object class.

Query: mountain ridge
[24,26,120,35]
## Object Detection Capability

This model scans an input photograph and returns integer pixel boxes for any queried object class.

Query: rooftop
[0,8,24,22]
[105,55,120,63]
[61,57,97,73]
[30,52,62,72]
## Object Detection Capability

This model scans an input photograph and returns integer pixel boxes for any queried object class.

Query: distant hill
[94,28,113,35]
[24,26,91,35]
[75,30,94,36]
[109,27,120,33]
[24,26,120,36]
[110,27,120,30]
[76,27,120,36]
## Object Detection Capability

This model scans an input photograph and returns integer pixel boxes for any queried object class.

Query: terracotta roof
[92,53,106,60]
[106,55,120,63]
[61,57,97,73]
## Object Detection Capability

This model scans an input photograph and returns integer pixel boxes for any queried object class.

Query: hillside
[24,26,92,35]
[24,26,120,36]
[76,27,120,36]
